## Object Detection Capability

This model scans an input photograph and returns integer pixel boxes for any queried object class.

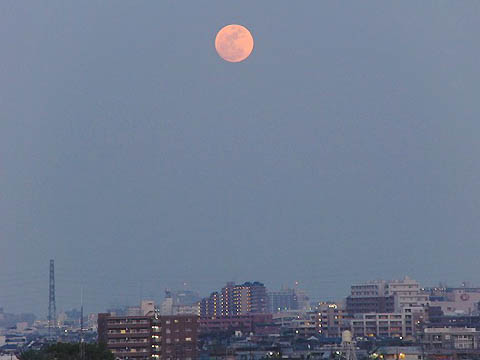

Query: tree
[19,342,114,360]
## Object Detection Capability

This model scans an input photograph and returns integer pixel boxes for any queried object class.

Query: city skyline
[2,267,479,318]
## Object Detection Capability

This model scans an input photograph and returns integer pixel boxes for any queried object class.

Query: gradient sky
[1,1,479,317]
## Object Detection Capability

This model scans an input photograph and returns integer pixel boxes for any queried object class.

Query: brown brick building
[98,313,198,360]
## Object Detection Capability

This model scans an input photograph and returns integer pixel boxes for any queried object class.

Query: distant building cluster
[4,276,480,359]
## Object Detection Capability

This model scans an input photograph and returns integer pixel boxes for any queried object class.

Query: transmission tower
[48,259,56,338]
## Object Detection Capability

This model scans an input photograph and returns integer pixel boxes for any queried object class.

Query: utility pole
[80,288,86,360]
[48,260,56,340]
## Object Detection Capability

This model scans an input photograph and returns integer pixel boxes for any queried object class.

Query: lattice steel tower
[48,259,56,336]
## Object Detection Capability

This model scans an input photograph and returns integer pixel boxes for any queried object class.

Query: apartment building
[316,303,352,338]
[386,277,429,312]
[351,311,415,339]
[98,313,198,360]
[200,281,268,318]
[421,327,480,352]
[349,277,429,314]
[199,313,272,334]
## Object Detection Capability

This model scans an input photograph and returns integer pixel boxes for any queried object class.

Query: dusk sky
[1,1,479,316]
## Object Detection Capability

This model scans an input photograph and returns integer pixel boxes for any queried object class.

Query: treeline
[19,342,114,360]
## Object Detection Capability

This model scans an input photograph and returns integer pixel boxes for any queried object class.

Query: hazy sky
[1,1,479,316]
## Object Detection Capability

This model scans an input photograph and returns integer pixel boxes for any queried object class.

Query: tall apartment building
[98,313,198,360]
[245,282,268,314]
[200,292,220,318]
[200,281,268,318]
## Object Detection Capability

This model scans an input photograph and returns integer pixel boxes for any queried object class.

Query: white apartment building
[350,277,429,312]
[351,311,415,339]
[386,276,429,311]
[351,280,387,298]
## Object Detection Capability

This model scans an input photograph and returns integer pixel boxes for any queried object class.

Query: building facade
[346,295,395,315]
[98,313,198,360]
[200,281,268,318]
[316,303,352,338]
[351,311,415,339]
[268,288,298,313]
[420,327,480,357]
[386,277,429,312]
[199,313,272,334]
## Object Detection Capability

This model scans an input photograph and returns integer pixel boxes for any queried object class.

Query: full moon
[215,24,254,63]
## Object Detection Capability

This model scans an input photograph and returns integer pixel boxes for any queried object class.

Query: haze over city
[1,0,480,320]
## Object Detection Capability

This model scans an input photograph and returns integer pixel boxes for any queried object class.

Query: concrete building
[199,314,272,334]
[421,327,480,352]
[375,346,424,360]
[140,300,155,316]
[98,312,198,360]
[316,303,352,338]
[346,295,395,314]
[429,288,480,315]
[268,287,298,313]
[160,290,200,316]
[351,280,387,298]
[426,306,480,330]
[271,310,317,337]
[350,277,429,313]
[386,277,429,312]
[351,311,415,338]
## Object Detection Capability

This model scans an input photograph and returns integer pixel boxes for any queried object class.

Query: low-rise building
[374,346,424,360]
[199,314,272,334]
[420,327,480,356]
[351,311,414,338]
